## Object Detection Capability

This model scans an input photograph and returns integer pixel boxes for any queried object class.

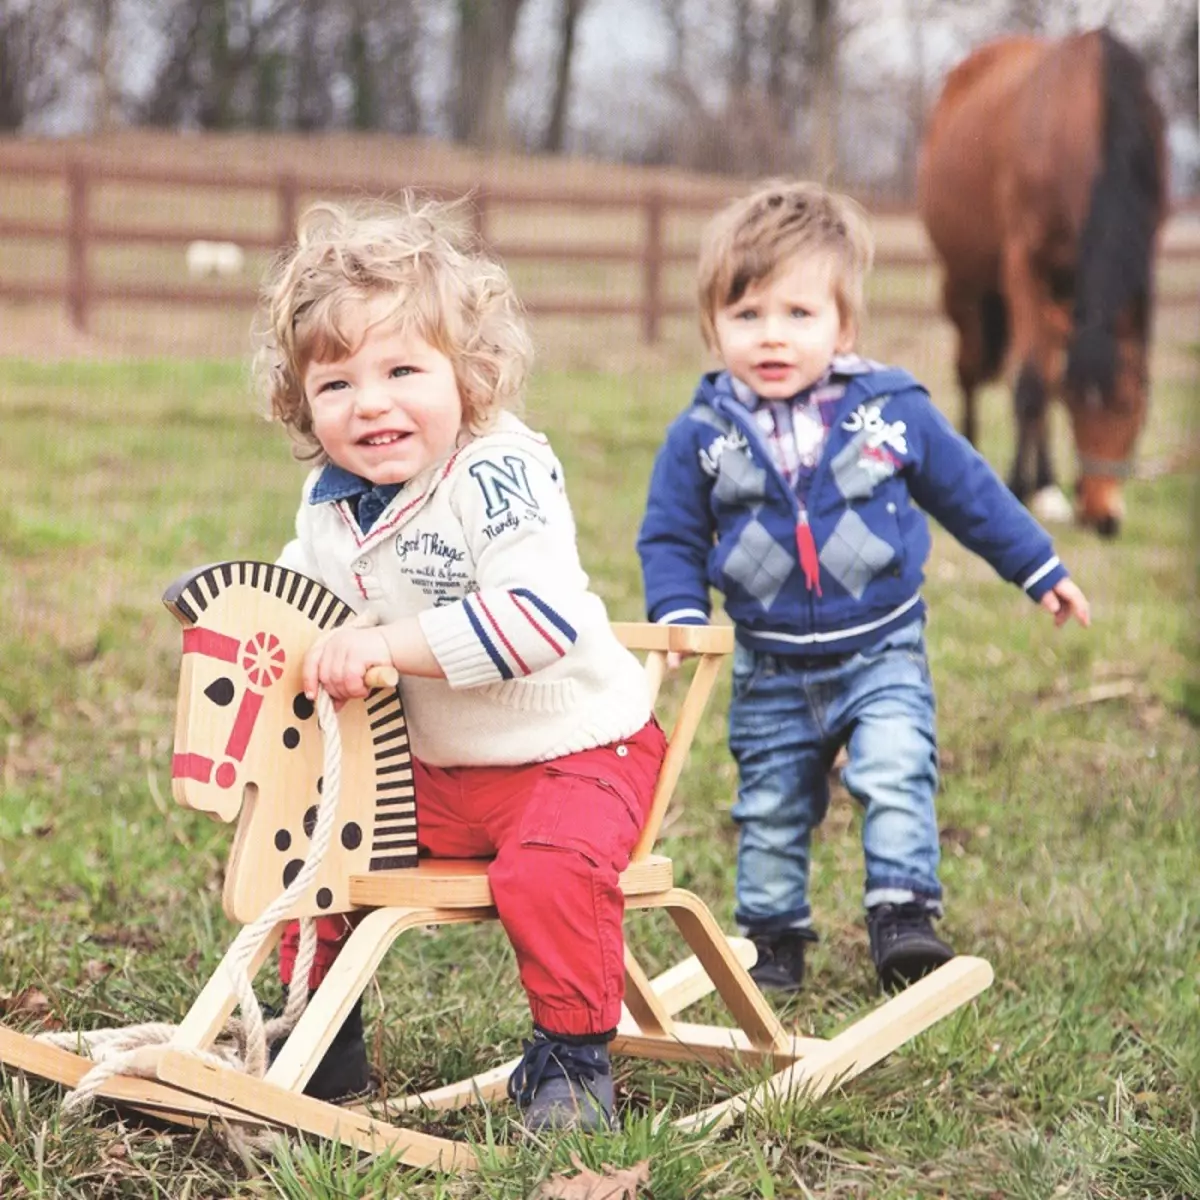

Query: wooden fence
[0,153,1196,344]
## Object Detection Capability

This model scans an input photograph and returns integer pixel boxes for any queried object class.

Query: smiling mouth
[359,432,410,447]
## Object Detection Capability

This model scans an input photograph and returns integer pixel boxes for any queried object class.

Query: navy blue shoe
[507,1029,613,1131]
[867,903,955,992]
[747,927,819,993]
[268,996,372,1104]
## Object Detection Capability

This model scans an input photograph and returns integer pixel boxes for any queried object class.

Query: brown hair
[697,180,875,350]
[255,194,533,460]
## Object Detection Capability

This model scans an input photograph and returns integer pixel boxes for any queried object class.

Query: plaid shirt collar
[726,357,869,488]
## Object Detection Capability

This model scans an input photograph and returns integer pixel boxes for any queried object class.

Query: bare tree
[137,0,299,130]
[541,0,586,153]
[454,0,528,149]
[0,0,75,130]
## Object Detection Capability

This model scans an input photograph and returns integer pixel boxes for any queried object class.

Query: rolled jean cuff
[734,906,813,936]
[864,886,943,916]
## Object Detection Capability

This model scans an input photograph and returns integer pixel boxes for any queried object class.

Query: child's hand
[666,650,700,671]
[303,627,395,701]
[1039,579,1091,628]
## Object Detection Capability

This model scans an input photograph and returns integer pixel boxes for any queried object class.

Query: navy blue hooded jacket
[637,362,1069,657]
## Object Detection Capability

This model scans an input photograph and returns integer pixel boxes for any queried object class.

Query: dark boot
[867,903,955,992]
[747,927,819,993]
[268,995,372,1104]
[507,1028,614,1132]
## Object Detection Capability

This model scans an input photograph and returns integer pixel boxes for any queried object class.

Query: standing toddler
[638,181,1089,992]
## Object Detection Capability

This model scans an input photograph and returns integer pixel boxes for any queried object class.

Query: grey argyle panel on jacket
[723,515,795,610]
[714,447,769,505]
[819,510,896,599]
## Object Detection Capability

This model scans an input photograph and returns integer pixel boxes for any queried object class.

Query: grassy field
[0,310,1197,1199]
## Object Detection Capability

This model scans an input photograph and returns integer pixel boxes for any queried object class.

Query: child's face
[303,296,464,485]
[712,252,854,399]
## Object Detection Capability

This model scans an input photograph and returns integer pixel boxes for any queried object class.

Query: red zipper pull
[796,515,823,596]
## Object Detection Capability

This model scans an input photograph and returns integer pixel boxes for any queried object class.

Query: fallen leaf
[532,1155,650,1200]
[0,988,51,1017]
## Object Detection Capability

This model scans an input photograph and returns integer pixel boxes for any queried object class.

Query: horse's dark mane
[1067,28,1167,402]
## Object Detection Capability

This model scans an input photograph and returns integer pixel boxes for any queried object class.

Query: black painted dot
[341,822,363,850]
[316,776,323,794]
[282,727,300,749]
[274,828,291,852]
[282,858,303,887]
[316,888,333,910]
[293,693,315,720]
[303,806,318,838]
[204,677,235,706]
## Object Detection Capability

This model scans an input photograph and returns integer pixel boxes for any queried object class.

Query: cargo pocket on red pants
[518,767,643,871]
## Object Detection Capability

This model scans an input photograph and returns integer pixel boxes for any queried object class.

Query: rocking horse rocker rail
[0,560,993,1171]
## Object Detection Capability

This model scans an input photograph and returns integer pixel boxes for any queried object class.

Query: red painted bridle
[172,626,286,791]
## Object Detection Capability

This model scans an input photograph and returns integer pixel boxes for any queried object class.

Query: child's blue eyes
[732,308,811,321]
[315,366,414,393]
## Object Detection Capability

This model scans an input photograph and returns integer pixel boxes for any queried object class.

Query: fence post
[472,185,489,244]
[277,172,299,245]
[66,160,89,332]
[642,191,664,344]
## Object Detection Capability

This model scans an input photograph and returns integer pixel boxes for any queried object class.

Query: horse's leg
[1000,236,1054,503]
[942,278,986,446]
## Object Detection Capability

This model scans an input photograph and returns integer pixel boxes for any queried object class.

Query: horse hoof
[1095,514,1121,539]
[1028,485,1073,525]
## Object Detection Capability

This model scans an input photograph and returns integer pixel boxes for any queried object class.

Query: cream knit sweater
[277,413,651,767]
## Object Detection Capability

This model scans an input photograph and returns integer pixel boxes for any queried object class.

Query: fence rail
[0,154,1196,344]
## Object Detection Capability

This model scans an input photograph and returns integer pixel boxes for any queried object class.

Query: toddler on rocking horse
[255,195,665,1131]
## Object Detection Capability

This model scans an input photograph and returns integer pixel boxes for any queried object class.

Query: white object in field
[185,241,246,278]
[1029,484,1074,524]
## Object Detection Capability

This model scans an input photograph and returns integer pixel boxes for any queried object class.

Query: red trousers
[279,719,666,1037]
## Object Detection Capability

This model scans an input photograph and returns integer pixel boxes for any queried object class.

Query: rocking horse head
[163,562,418,924]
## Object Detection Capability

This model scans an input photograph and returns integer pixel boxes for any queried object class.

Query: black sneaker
[268,995,373,1104]
[507,1029,613,1132]
[747,927,819,993]
[867,903,955,992]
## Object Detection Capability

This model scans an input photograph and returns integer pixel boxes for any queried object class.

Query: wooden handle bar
[364,665,400,689]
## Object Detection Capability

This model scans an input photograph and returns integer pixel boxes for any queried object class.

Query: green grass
[0,344,1197,1198]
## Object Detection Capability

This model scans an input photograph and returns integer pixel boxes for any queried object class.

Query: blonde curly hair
[255,194,533,461]
[697,180,875,352]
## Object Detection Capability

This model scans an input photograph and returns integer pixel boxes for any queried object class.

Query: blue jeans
[727,619,942,933]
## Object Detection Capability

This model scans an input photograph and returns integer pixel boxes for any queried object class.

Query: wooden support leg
[634,889,790,1053]
[268,906,492,1094]
[676,955,994,1132]
[172,921,285,1051]
[622,946,674,1038]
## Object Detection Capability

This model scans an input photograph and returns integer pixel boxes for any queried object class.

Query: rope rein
[37,685,347,1115]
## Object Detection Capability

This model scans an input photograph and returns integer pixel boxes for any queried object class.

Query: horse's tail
[1066,29,1166,400]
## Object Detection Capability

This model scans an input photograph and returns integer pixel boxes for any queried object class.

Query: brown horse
[918,28,1167,536]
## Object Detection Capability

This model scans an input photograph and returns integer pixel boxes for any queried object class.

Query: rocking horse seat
[348,853,675,909]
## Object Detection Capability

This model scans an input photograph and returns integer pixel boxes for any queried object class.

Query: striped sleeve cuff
[1020,555,1067,600]
[419,589,578,688]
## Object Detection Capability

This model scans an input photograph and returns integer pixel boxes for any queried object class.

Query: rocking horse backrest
[164,562,418,925]
[611,621,734,861]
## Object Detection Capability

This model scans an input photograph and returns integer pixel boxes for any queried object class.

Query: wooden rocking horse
[0,561,993,1170]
